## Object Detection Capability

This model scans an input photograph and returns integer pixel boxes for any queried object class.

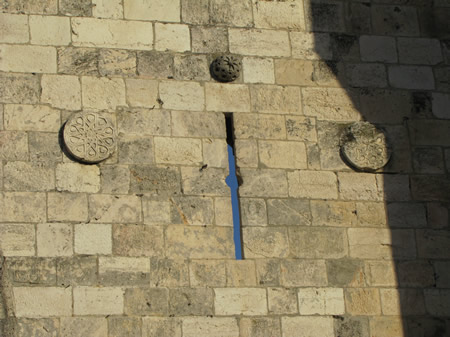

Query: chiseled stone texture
[74,287,124,315]
[13,287,72,317]
[183,317,238,337]
[0,45,57,73]
[56,163,100,193]
[215,288,267,316]
[37,223,73,257]
[282,317,334,337]
[0,13,29,44]
[60,317,108,337]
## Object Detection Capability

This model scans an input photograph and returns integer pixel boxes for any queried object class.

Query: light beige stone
[288,170,338,199]
[252,0,305,29]
[142,317,181,337]
[48,192,88,222]
[154,137,202,165]
[4,104,60,132]
[234,114,286,139]
[14,287,72,317]
[205,83,250,113]
[298,288,344,315]
[4,161,55,192]
[370,317,404,337]
[56,163,100,193]
[268,288,297,314]
[181,167,229,196]
[215,288,267,316]
[203,139,228,168]
[281,260,327,287]
[345,288,381,315]
[289,227,347,259]
[366,260,397,287]
[311,200,357,227]
[259,140,307,169]
[215,197,233,226]
[189,260,226,287]
[126,79,158,108]
[239,169,288,198]
[41,74,81,110]
[37,223,73,257]
[226,260,257,287]
[99,257,150,275]
[99,49,136,77]
[229,29,290,57]
[61,317,108,337]
[240,318,281,337]
[243,227,289,258]
[356,202,387,227]
[291,32,332,60]
[118,109,170,136]
[92,0,123,18]
[82,77,126,110]
[282,317,334,337]
[159,81,204,111]
[274,59,315,86]
[155,23,190,52]
[0,45,56,73]
[143,199,171,225]
[75,224,112,255]
[209,0,253,27]
[243,58,275,84]
[0,192,46,223]
[90,194,141,223]
[171,111,225,138]
[0,13,29,43]
[0,224,35,256]
[0,131,28,161]
[124,0,180,22]
[235,140,258,168]
[30,15,70,45]
[250,85,301,115]
[72,18,153,50]
[338,172,381,201]
[74,287,124,315]
[183,318,239,337]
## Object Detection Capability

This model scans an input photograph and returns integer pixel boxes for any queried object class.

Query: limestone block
[92,0,123,18]
[360,89,411,124]
[369,317,404,337]
[267,199,310,226]
[108,317,141,337]
[288,170,338,199]
[417,229,450,259]
[256,260,280,286]
[160,81,204,111]
[191,26,228,53]
[435,262,450,288]
[360,36,397,63]
[250,85,301,115]
[290,32,331,60]
[281,260,327,287]
[380,288,426,316]
[142,317,182,337]
[183,317,238,337]
[181,167,229,196]
[311,201,356,227]
[205,83,250,113]
[41,74,81,110]
[203,139,228,168]
[173,111,225,138]
[99,49,136,77]
[57,256,97,286]
[409,120,450,146]
[242,57,274,84]
[4,105,59,132]
[0,45,56,73]
[181,0,208,24]
[268,288,297,314]
[189,260,226,287]
[118,108,170,136]
[124,0,180,22]
[259,140,307,169]
[240,317,281,337]
[348,228,416,259]
[47,193,87,222]
[155,23,190,52]
[215,288,267,316]
[274,59,315,86]
[72,18,153,50]
[214,197,233,226]
[166,226,234,259]
[170,196,214,226]
[1,0,57,14]
[433,93,450,119]
[56,163,100,193]
[435,67,450,92]
[149,258,189,287]
[282,317,334,337]
[379,174,411,202]
[289,227,347,259]
[239,169,288,198]
[226,260,256,287]
[154,137,202,165]
[4,161,55,192]
[253,0,304,29]
[427,203,449,229]
[73,287,124,315]
[125,79,158,108]
[58,47,99,76]
[236,113,286,139]
[169,288,214,315]
[100,165,130,194]
[0,192,46,222]
[334,317,370,337]
[372,5,420,36]
[235,140,258,168]
[60,317,107,337]
[30,15,70,45]
[142,198,171,225]
[4,257,56,285]
[81,76,126,110]
[387,203,427,227]
[30,132,60,163]
[125,288,168,315]
[240,198,267,226]
[137,51,173,78]
[425,289,450,316]
[59,0,92,16]
[398,38,443,65]
[210,0,252,27]
[12,318,60,336]
[286,117,317,142]
[338,172,381,201]
[113,224,164,257]
[0,224,35,256]
[89,194,141,223]
[37,223,73,257]
[74,224,112,255]
[229,29,290,57]
[365,261,397,287]
[345,288,381,315]
[118,136,154,165]
[326,258,365,287]
[242,227,289,258]
[130,166,181,195]
[14,287,72,317]
[298,288,344,315]
[0,73,40,104]
[0,13,29,43]
[389,66,434,90]
[346,63,387,88]
[356,202,387,227]
[397,260,435,288]
[174,55,210,81]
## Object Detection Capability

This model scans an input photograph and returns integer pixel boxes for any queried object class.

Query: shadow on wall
[309,0,450,336]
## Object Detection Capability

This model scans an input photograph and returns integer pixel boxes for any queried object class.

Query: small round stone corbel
[63,111,116,164]
[211,55,242,83]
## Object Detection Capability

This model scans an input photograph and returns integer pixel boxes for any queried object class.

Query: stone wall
[0,0,449,336]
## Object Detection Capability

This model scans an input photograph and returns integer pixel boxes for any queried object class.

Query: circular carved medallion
[63,112,116,163]
[211,55,242,82]
[340,122,391,172]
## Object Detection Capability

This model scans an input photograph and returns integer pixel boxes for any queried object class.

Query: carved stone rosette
[63,112,116,164]
[340,121,392,172]
[211,55,242,82]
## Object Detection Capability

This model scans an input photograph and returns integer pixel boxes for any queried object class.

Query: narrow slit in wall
[224,113,244,260]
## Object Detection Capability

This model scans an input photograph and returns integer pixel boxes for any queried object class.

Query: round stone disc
[211,55,242,83]
[340,122,391,172]
[63,112,116,164]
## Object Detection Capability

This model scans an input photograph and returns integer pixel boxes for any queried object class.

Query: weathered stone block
[0,73,40,104]
[372,5,420,36]
[99,49,136,77]
[142,317,182,337]
[205,83,250,113]
[360,35,397,63]
[72,18,153,50]
[311,200,356,227]
[365,260,396,287]
[259,140,307,169]
[243,227,289,258]
[435,262,450,288]
[333,317,370,337]
[282,317,334,337]
[0,192,46,222]
[243,58,274,84]
[47,192,87,222]
[74,287,124,315]
[4,104,60,132]
[57,47,99,75]
[267,199,311,226]
[137,51,173,78]
[118,108,170,136]
[345,288,381,315]
[288,170,338,199]
[360,89,411,124]
[172,111,225,138]
[417,230,450,258]
[0,45,57,73]
[268,288,297,314]
[0,225,35,256]
[181,0,208,24]
[130,166,181,196]
[281,260,327,287]
[327,258,365,287]
[81,76,125,110]
[240,317,281,337]
[155,137,202,165]
[142,198,171,225]
[124,0,180,22]
[92,0,123,19]
[169,288,213,316]
[291,32,331,60]
[380,288,426,316]
[298,288,345,315]
[125,288,168,315]
[215,288,267,316]
[305,0,345,32]
[14,287,72,317]
[369,317,403,337]
[100,257,150,286]
[0,13,29,43]
[346,63,387,88]
[225,261,256,286]
[113,224,164,257]
[256,260,280,286]
[203,139,228,169]
[100,165,130,194]
[4,162,55,192]
[398,37,442,65]
[234,113,286,139]
[239,169,288,198]
[30,132,60,163]
[118,136,154,165]
[59,0,92,16]
[253,0,304,29]
[60,317,107,337]
[30,15,70,45]
[57,256,97,286]
[425,289,450,316]
[149,258,189,287]
[56,163,100,193]
[389,66,434,90]
[108,317,141,337]
[13,318,60,337]
[191,26,228,53]
[170,196,214,226]
[181,167,229,196]
[1,0,57,14]
[387,203,427,227]
[432,93,450,120]
[155,23,190,52]
[89,194,141,223]
[289,227,347,259]
[274,59,315,86]
[4,257,56,285]
[125,79,158,108]
[174,55,210,81]
[183,318,238,337]
[210,0,252,27]
[250,85,300,115]
[356,202,386,227]
[235,140,258,168]
[229,29,290,57]
[160,81,204,111]
[37,223,72,257]
[338,172,381,201]
[189,260,226,287]
[286,117,317,142]
[75,224,112,255]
